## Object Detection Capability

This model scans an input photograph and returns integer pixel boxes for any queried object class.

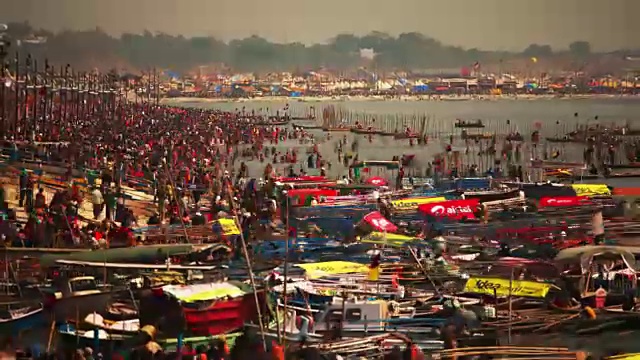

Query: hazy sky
[2,0,639,51]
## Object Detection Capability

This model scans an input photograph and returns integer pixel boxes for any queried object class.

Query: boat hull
[0,306,45,333]
[57,326,131,356]
[183,292,265,335]
[393,133,419,139]
[545,138,579,143]
[464,189,521,203]
[140,289,266,337]
[351,129,381,135]
[47,291,114,322]
[455,125,485,128]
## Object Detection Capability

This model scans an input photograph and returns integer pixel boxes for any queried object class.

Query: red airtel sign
[418,199,479,220]
[539,196,590,208]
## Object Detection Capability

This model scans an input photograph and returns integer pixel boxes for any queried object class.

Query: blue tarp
[437,177,491,191]
[293,204,376,220]
[412,84,429,93]
[456,177,491,190]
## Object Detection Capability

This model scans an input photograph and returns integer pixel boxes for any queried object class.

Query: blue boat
[0,302,45,333]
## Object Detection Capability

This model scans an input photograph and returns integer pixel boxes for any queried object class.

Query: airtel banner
[362,211,399,233]
[540,196,590,208]
[418,199,479,220]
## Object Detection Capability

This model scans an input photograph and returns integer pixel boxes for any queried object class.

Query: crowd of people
[0,98,347,250]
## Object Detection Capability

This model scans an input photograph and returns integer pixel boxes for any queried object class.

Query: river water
[172,97,640,132]
[166,98,640,183]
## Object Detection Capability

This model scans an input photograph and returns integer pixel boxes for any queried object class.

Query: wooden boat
[0,302,45,333]
[84,312,140,335]
[552,174,600,181]
[608,163,640,169]
[42,275,117,322]
[0,247,88,259]
[530,160,586,169]
[293,123,323,130]
[253,120,289,126]
[611,127,640,136]
[545,137,579,143]
[463,188,522,203]
[57,324,243,355]
[105,301,138,321]
[433,346,585,359]
[461,131,494,140]
[455,119,485,128]
[322,126,351,132]
[139,282,266,337]
[268,115,315,121]
[351,128,382,135]
[158,331,242,352]
[393,132,419,140]
[277,298,448,337]
[505,134,524,142]
[379,131,396,137]
[57,324,132,354]
[39,244,198,267]
[605,173,640,179]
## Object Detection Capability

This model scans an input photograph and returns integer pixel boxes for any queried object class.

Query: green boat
[40,244,198,267]
[158,332,242,351]
[57,323,242,356]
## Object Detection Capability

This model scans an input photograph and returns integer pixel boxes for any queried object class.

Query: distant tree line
[0,21,621,73]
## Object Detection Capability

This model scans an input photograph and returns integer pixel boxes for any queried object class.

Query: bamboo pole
[46,320,56,353]
[225,183,267,351]
[281,196,289,345]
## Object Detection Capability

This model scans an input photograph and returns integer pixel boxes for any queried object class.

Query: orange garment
[271,342,284,360]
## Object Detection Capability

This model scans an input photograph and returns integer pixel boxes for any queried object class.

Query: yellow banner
[296,261,369,279]
[390,197,446,209]
[218,218,241,235]
[571,184,611,197]
[361,232,416,247]
[463,276,551,298]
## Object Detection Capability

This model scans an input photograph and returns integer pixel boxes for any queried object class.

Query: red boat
[140,282,266,337]
[183,294,261,335]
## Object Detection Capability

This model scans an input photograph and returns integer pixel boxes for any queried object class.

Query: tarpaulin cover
[457,178,491,190]
[436,178,491,191]
[521,184,578,199]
